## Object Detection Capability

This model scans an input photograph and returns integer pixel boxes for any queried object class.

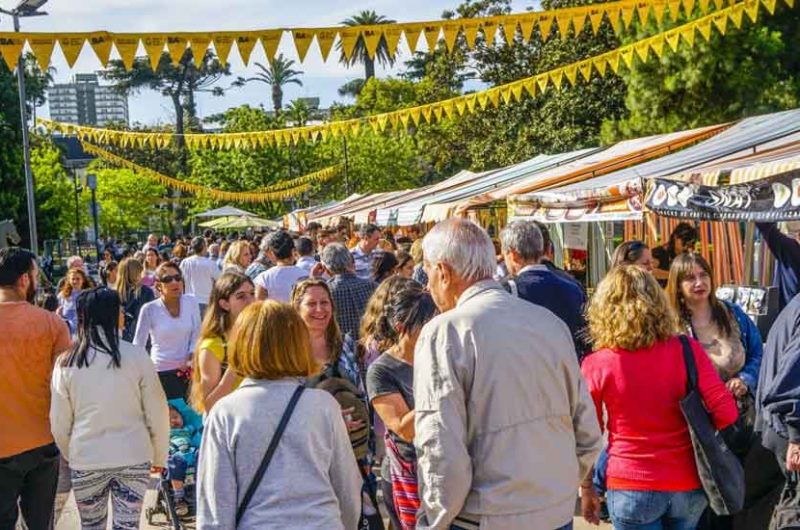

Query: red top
[581,336,739,491]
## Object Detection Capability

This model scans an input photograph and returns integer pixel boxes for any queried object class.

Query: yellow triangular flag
[579,60,593,81]
[442,22,461,51]
[668,0,682,20]
[377,113,389,130]
[0,35,25,70]
[212,33,236,65]
[519,15,536,42]
[511,83,524,102]
[500,86,513,104]
[189,35,212,68]
[572,12,588,36]
[383,27,404,60]
[338,28,361,60]
[314,30,337,62]
[421,105,433,122]
[607,51,621,74]
[89,32,114,67]
[487,89,500,107]
[680,25,696,46]
[699,0,710,13]
[359,26,381,60]
[503,19,518,45]
[589,9,604,35]
[465,94,477,112]
[713,0,725,9]
[480,19,499,47]
[536,74,549,93]
[636,2,651,25]
[634,41,650,62]
[28,36,56,70]
[653,4,667,25]
[564,65,578,86]
[556,14,572,38]
[462,20,481,48]
[409,107,422,126]
[744,0,760,22]
[621,6,635,28]
[442,101,455,119]
[113,36,140,70]
[258,30,282,63]
[235,34,258,66]
[538,15,555,41]
[59,36,87,68]
[666,31,681,51]
[523,79,536,97]
[712,13,728,35]
[650,36,665,58]
[477,92,490,109]
[785,0,795,8]
[549,68,564,88]
[166,35,189,66]
[593,56,607,76]
[292,29,315,62]
[696,20,712,41]
[620,47,635,69]
[455,98,467,115]
[608,9,622,34]
[729,4,745,27]
[142,35,166,71]
[762,0,777,14]
[684,0,697,16]
[422,25,440,52]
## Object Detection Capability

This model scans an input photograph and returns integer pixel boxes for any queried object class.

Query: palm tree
[232,54,303,114]
[337,10,396,80]
[285,99,310,127]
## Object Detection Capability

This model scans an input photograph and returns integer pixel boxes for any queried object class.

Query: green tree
[22,52,55,123]
[601,5,800,141]
[0,63,26,246]
[233,55,303,114]
[338,11,397,80]
[30,139,83,242]
[285,99,310,127]
[90,166,169,235]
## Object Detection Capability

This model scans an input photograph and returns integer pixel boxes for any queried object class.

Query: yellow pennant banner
[80,141,338,203]
[1,0,738,71]
[40,0,784,152]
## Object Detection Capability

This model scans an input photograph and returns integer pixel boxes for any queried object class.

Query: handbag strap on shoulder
[235,384,305,526]
[678,335,699,394]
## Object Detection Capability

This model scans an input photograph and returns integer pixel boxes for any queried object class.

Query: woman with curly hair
[57,268,91,334]
[580,265,738,530]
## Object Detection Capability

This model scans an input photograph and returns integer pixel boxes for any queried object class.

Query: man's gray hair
[500,221,544,262]
[321,243,353,275]
[422,219,495,283]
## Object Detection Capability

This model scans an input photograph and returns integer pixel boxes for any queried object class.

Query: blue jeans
[167,453,188,483]
[607,489,707,530]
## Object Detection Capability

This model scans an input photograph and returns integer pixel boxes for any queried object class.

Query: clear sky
[0,0,530,125]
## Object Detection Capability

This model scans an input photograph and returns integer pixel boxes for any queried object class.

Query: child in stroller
[146,398,202,526]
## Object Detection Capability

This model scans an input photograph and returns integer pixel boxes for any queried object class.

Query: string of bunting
[40,0,788,152]
[0,0,748,71]
[80,141,339,202]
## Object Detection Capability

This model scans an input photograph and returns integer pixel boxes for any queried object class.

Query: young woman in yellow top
[189,271,255,414]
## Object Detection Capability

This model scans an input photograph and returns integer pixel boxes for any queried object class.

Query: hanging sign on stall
[564,223,589,251]
[645,169,800,221]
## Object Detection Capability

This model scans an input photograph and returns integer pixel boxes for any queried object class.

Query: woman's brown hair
[587,265,678,351]
[153,262,182,297]
[228,301,312,380]
[114,258,143,304]
[359,276,407,357]
[60,268,90,298]
[611,240,648,268]
[665,252,733,337]
[290,278,342,364]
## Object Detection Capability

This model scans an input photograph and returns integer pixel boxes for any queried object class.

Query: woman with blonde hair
[222,240,253,273]
[115,257,155,342]
[196,301,361,528]
[409,239,427,286]
[189,271,255,414]
[580,265,738,530]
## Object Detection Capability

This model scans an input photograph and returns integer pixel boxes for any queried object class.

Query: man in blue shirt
[351,223,381,280]
[756,222,800,312]
[500,221,590,358]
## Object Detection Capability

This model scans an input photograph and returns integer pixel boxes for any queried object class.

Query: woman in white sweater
[51,287,169,529]
[197,301,361,529]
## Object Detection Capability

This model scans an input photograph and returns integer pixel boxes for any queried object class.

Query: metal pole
[14,13,38,253]
[73,172,81,244]
[91,188,100,262]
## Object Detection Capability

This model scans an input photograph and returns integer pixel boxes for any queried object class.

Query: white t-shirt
[132,294,201,372]
[254,265,309,302]
[180,255,219,305]
[296,255,317,274]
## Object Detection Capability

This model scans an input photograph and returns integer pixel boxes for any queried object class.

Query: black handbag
[770,473,800,530]
[236,385,305,526]
[678,335,745,516]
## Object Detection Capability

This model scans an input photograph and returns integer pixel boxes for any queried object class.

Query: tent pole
[743,223,755,286]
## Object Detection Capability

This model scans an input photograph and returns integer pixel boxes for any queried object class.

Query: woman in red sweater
[580,265,738,530]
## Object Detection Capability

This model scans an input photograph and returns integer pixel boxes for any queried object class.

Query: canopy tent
[197,217,230,228]
[310,192,411,226]
[214,215,281,229]
[194,205,257,218]
[453,124,728,215]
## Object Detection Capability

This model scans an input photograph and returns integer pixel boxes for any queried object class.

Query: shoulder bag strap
[678,335,699,394]
[236,384,305,526]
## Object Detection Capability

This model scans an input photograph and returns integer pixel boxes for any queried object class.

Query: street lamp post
[0,0,48,253]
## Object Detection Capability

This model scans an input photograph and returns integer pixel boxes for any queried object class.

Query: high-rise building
[48,73,128,126]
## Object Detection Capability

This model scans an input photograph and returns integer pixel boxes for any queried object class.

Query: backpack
[308,363,371,461]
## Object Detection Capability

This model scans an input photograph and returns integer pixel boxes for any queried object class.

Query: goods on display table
[716,285,778,338]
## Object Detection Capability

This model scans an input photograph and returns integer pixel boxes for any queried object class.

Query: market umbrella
[214,215,281,229]
[194,205,257,218]
[198,217,231,228]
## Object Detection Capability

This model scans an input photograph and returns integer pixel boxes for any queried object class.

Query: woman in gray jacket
[196,300,361,529]
[50,287,169,529]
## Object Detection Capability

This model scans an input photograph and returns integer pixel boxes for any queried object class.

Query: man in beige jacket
[414,219,602,530]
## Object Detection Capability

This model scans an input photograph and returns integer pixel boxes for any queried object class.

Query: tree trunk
[272,85,282,114]
[365,58,376,80]
[184,87,198,132]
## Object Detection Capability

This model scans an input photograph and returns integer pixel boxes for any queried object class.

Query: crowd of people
[2,217,800,530]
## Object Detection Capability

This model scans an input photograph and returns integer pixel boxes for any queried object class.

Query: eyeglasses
[158,274,182,284]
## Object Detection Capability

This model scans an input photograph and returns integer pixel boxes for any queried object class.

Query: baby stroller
[145,398,203,529]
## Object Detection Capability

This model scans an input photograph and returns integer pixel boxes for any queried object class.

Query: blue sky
[0,0,530,125]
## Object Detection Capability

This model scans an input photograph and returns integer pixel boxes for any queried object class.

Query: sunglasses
[158,274,183,284]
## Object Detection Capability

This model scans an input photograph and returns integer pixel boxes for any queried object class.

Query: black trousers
[0,443,59,530]
[158,369,190,400]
